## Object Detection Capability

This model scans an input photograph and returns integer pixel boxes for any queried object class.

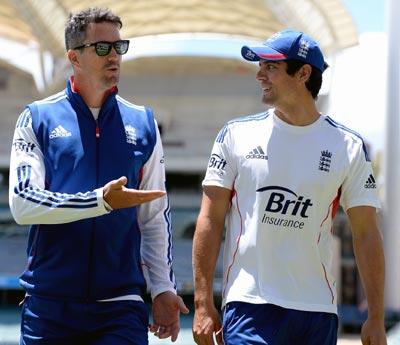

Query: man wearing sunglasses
[9,7,188,345]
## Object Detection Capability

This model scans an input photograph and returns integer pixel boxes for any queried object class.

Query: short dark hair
[285,59,323,99]
[65,7,122,51]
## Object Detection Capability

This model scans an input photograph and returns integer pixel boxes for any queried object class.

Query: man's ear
[67,49,80,67]
[297,64,312,83]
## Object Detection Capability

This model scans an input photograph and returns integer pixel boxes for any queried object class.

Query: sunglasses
[73,40,130,56]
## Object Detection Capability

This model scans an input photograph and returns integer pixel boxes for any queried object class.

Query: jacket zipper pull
[96,126,100,138]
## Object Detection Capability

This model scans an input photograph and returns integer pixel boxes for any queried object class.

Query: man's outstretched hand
[103,176,165,209]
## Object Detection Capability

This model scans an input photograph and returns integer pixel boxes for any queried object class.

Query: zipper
[95,118,100,185]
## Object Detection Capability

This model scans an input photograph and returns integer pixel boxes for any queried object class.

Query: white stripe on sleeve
[9,109,109,225]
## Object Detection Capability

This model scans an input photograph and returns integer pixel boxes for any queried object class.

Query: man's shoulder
[215,111,270,144]
[322,115,370,160]
[224,111,271,133]
[115,95,147,113]
[115,96,157,140]
[31,90,68,107]
[322,115,365,142]
[227,111,271,126]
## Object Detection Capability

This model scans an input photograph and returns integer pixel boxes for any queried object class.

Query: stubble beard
[102,72,119,89]
[262,93,273,106]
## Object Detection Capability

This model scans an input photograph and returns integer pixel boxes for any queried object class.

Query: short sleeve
[340,141,380,211]
[202,124,236,190]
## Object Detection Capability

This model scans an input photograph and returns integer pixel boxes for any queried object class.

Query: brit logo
[208,154,227,176]
[49,125,71,139]
[365,174,377,189]
[319,150,332,172]
[256,185,313,230]
[246,146,268,160]
[298,39,310,58]
[208,153,227,170]
[244,49,256,60]
[125,125,137,145]
[12,138,35,155]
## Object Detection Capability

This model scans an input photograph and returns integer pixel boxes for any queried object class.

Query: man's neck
[274,96,320,126]
[73,76,109,108]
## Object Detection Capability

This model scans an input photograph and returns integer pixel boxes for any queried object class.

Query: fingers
[162,296,186,342]
[193,319,221,345]
[170,322,180,342]
[157,325,170,339]
[149,294,189,342]
[193,332,215,345]
[194,329,222,345]
[192,320,215,345]
[149,323,179,341]
[178,296,190,314]
[128,189,166,202]
[215,327,224,345]
[105,176,165,203]
[149,324,172,339]
[110,176,127,189]
[103,179,166,209]
[149,324,157,333]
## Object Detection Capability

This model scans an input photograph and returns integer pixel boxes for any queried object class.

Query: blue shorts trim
[223,302,338,345]
[20,295,149,345]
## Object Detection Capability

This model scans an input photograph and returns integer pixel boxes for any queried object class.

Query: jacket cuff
[151,286,177,300]
[95,188,112,213]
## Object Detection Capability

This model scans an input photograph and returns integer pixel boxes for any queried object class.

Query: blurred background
[0,0,399,344]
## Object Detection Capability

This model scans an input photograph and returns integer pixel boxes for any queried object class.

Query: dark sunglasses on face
[73,40,130,56]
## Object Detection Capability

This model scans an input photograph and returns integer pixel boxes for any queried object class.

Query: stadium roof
[0,0,358,91]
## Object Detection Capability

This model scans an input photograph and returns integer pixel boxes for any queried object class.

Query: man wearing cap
[192,29,386,345]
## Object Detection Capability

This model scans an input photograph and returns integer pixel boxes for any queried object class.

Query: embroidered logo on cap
[298,39,310,58]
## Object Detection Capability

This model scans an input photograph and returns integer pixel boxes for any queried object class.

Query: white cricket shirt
[203,109,380,314]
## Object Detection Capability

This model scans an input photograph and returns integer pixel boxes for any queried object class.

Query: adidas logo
[125,125,137,145]
[364,174,376,189]
[49,125,72,139]
[246,146,268,160]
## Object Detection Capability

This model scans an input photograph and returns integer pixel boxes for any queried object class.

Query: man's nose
[256,69,266,81]
[108,46,119,59]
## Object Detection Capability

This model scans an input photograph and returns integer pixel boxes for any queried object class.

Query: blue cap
[241,29,328,73]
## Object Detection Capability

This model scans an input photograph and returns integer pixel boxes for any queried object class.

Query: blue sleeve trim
[325,117,370,162]
[163,194,173,265]
[16,108,32,128]
[216,111,269,143]
[163,192,176,288]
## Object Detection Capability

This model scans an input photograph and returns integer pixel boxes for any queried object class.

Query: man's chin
[262,96,272,106]
[103,76,119,89]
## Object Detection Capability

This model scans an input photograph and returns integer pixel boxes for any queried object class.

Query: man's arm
[193,185,232,345]
[347,206,387,345]
[9,109,108,224]
[137,123,188,342]
[9,109,163,225]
